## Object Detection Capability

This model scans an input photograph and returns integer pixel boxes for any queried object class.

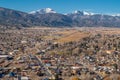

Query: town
[0,27,120,80]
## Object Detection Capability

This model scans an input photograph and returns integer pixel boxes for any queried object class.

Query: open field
[56,30,89,43]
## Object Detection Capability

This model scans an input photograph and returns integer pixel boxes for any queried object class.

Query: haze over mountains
[0,7,120,29]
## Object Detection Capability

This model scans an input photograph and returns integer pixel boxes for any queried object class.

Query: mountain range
[0,7,120,29]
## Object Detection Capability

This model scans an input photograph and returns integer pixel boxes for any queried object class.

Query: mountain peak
[74,10,83,15]
[74,10,81,14]
[83,11,94,15]
[29,8,56,14]
[112,14,120,16]
[73,10,94,15]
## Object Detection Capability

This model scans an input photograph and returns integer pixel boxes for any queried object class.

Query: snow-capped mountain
[73,10,94,15]
[112,14,120,17]
[29,8,95,16]
[73,10,84,16]
[29,8,56,14]
[83,11,94,15]
[1,7,120,28]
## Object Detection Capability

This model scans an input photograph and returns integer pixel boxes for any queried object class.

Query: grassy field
[56,30,89,43]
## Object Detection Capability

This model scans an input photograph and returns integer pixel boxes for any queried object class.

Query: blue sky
[0,0,119,14]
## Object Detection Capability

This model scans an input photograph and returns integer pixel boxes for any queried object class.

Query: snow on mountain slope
[74,10,94,15]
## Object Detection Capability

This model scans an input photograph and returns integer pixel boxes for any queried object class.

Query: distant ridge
[0,7,120,29]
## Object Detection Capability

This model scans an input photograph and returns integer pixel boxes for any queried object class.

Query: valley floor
[0,27,120,80]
